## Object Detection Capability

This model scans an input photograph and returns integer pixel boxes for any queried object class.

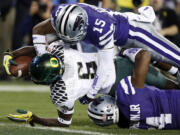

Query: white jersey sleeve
[87,47,116,98]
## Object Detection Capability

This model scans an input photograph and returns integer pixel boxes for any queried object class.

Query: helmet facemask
[88,95,119,126]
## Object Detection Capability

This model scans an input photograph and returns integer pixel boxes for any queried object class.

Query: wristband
[33,35,46,44]
[123,48,143,62]
[168,66,178,75]
[58,107,74,115]
[58,117,72,125]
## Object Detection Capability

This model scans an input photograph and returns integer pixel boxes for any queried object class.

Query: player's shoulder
[51,4,67,16]
[51,4,67,28]
[118,76,137,96]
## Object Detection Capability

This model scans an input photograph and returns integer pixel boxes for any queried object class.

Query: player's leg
[126,20,180,68]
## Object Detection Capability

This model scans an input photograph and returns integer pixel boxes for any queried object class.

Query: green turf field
[0,81,180,135]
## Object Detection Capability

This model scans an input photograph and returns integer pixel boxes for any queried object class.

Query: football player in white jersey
[6,40,179,127]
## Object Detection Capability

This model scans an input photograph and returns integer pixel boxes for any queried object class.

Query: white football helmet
[55,4,88,44]
[88,95,119,126]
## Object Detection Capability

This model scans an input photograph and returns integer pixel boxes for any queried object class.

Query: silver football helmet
[55,4,88,43]
[88,95,119,126]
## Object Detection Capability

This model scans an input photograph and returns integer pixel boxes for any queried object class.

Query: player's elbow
[33,23,41,35]
[135,50,151,63]
[33,19,50,34]
[173,25,179,35]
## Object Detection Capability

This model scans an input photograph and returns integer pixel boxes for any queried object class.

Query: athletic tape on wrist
[58,117,72,125]
[33,35,46,44]
[58,107,74,115]
[123,48,143,62]
[168,66,178,75]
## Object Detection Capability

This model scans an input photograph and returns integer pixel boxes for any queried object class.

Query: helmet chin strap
[113,105,119,124]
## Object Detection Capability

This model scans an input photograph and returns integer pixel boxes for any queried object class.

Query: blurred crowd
[0,0,180,80]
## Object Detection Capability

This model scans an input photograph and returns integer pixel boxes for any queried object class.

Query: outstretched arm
[31,110,72,127]
[8,109,73,127]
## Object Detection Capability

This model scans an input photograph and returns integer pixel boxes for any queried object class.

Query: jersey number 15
[93,19,106,33]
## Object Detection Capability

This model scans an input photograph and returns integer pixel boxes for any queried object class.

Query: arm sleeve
[33,35,47,56]
[87,47,116,98]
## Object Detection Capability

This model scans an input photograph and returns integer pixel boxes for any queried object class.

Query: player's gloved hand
[7,109,35,126]
[79,87,98,104]
[79,94,95,104]
[3,51,18,75]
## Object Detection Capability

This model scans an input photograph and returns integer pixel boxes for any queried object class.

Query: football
[9,56,33,77]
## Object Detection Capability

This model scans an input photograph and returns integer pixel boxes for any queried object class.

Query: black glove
[79,95,94,104]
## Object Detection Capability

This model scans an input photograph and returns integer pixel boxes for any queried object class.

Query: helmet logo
[73,14,84,31]
[50,58,59,68]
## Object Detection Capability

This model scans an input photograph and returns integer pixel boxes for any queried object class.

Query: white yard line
[0,85,49,92]
[0,123,116,135]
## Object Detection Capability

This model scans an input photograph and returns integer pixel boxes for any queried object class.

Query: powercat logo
[73,14,84,31]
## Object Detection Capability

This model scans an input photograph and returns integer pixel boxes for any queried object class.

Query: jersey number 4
[146,114,172,129]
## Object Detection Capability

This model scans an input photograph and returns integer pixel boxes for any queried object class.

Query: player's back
[63,48,98,100]
[116,76,180,129]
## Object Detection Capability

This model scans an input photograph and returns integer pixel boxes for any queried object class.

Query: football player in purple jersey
[88,48,180,129]
[28,3,180,104]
